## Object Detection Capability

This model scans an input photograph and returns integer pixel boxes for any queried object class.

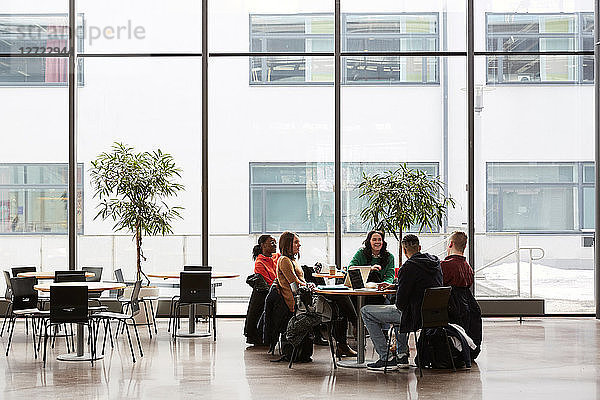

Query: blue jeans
[361,305,409,361]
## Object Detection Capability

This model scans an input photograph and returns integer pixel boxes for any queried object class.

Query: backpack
[416,328,466,369]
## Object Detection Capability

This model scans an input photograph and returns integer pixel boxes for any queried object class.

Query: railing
[476,246,545,297]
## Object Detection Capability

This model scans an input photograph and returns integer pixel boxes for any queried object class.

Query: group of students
[245,229,482,371]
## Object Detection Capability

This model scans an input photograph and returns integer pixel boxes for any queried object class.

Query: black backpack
[416,328,466,369]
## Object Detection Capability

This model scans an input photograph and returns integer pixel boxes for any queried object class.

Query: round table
[18,271,95,279]
[34,282,126,362]
[147,272,240,338]
[314,287,395,368]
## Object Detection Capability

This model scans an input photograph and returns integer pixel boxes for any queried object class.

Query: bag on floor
[415,327,465,369]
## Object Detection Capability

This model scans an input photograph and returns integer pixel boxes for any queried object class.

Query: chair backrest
[3,271,12,300]
[10,277,38,311]
[114,268,125,283]
[128,280,142,317]
[54,270,86,283]
[11,266,36,277]
[183,265,212,272]
[50,285,88,324]
[114,268,125,297]
[421,286,452,329]
[180,271,212,304]
[82,266,103,282]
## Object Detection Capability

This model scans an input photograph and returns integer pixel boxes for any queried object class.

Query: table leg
[337,295,372,368]
[175,304,211,338]
[57,323,103,361]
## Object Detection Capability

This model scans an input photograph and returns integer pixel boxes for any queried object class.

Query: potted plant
[90,142,185,282]
[358,163,454,264]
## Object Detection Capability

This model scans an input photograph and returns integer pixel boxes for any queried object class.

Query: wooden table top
[18,271,95,279]
[313,272,346,279]
[147,272,240,279]
[34,282,127,292]
[314,287,395,296]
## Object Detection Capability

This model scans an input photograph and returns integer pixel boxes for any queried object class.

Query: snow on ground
[477,262,594,304]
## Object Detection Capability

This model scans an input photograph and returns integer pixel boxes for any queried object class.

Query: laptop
[343,266,372,289]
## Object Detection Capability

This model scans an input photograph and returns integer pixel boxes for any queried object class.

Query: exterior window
[343,14,438,84]
[0,14,84,86]
[486,13,593,84]
[487,162,593,232]
[250,13,439,85]
[250,162,439,234]
[0,164,83,234]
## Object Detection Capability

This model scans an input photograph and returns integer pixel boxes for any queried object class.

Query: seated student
[275,231,308,314]
[253,235,280,286]
[442,231,482,359]
[349,230,395,285]
[263,232,306,351]
[244,235,279,345]
[361,234,443,371]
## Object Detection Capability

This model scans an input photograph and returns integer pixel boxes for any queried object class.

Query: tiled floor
[0,318,599,399]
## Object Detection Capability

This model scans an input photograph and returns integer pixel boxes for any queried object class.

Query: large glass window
[0,14,84,85]
[250,13,439,85]
[487,162,593,232]
[486,13,593,84]
[250,162,438,233]
[0,164,83,234]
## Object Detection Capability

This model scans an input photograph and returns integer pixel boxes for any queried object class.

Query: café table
[147,272,240,338]
[18,271,95,279]
[314,287,395,368]
[34,281,127,361]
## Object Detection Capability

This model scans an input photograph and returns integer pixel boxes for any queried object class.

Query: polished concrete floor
[0,317,599,399]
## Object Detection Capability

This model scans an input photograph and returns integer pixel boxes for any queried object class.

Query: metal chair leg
[442,328,457,372]
[124,324,136,363]
[131,318,144,357]
[5,317,16,356]
[416,331,423,377]
[149,300,158,334]
[327,323,337,369]
[142,301,152,338]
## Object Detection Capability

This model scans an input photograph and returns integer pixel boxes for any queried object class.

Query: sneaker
[396,354,409,369]
[367,357,398,371]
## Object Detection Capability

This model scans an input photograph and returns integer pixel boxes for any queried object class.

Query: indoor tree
[90,142,184,281]
[358,163,455,264]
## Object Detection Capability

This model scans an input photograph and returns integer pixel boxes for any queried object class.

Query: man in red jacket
[441,231,473,287]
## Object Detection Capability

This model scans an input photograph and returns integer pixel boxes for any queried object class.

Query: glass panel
[583,163,594,183]
[489,185,576,231]
[0,14,70,55]
[250,56,333,84]
[77,0,201,53]
[210,56,333,313]
[583,187,594,230]
[475,52,594,313]
[211,2,333,53]
[342,56,466,270]
[488,163,576,183]
[341,1,465,52]
[77,57,201,283]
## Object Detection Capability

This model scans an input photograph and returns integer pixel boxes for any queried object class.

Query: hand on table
[377,282,395,291]
[370,264,382,272]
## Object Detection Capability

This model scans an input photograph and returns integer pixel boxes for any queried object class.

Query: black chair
[384,286,455,375]
[43,285,96,367]
[1,271,13,336]
[11,266,36,278]
[171,272,216,340]
[54,271,86,283]
[5,277,48,358]
[81,266,105,306]
[96,280,144,363]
